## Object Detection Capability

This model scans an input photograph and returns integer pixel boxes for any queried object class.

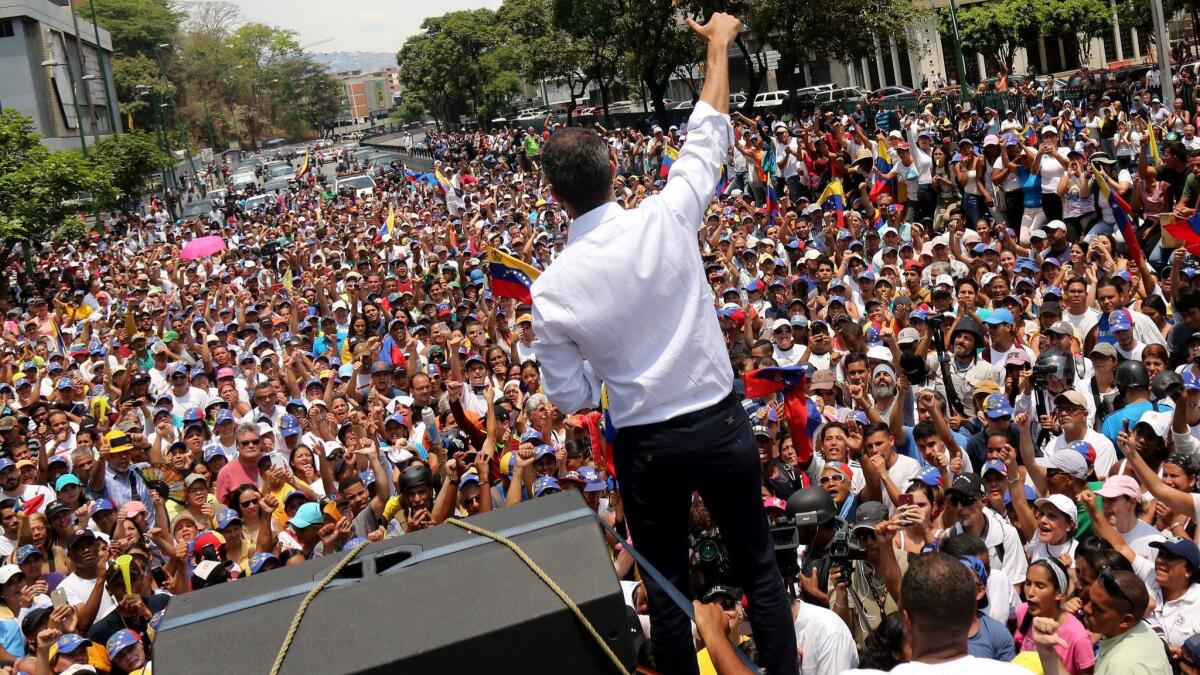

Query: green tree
[1036,0,1112,65]
[686,0,921,113]
[90,131,170,211]
[942,0,1039,76]
[499,0,593,125]
[89,0,183,57]
[1116,0,1188,37]
[551,0,625,125]
[397,9,520,127]
[0,110,115,275]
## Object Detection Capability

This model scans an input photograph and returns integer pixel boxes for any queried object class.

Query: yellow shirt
[697,636,750,675]
[268,479,312,529]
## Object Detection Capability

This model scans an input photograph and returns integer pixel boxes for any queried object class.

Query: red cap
[896,142,910,150]
[903,260,923,272]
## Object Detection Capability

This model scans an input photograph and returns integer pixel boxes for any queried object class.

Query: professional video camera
[689,528,731,591]
[770,487,868,598]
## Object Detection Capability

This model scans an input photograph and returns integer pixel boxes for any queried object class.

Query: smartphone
[898,493,915,508]
[50,588,68,608]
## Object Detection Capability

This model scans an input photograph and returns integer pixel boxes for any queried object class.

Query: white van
[729,93,747,108]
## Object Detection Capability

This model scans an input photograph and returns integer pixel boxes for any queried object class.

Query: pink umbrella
[180,236,227,260]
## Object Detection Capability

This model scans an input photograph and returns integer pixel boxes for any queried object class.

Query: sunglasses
[948,494,978,508]
[818,474,846,485]
[239,499,259,508]
[1099,566,1135,612]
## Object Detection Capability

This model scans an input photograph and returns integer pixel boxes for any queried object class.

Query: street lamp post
[139,87,176,219]
[41,59,88,157]
[85,0,118,135]
[154,44,200,197]
[946,0,972,101]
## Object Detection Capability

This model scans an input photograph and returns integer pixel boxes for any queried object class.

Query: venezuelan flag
[1022,123,1037,146]
[600,383,616,444]
[765,184,781,225]
[434,169,452,192]
[743,365,821,463]
[1166,213,1200,256]
[297,151,309,179]
[486,246,540,303]
[818,179,846,228]
[715,164,730,197]
[659,145,679,178]
[1091,165,1143,267]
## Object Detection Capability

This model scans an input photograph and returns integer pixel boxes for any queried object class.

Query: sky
[221,0,502,53]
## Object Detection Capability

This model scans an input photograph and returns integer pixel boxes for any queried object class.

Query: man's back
[532,102,733,428]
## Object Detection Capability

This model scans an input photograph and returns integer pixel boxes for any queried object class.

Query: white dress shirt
[532,101,733,428]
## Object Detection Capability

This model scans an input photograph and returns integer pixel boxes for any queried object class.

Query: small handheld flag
[486,246,540,303]
[817,179,846,228]
[1146,122,1161,164]
[297,151,310,179]
[659,145,679,178]
[1090,164,1143,267]
[385,204,395,239]
[716,164,730,197]
[765,184,781,225]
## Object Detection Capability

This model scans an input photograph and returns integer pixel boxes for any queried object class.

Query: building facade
[331,69,397,126]
[0,0,119,152]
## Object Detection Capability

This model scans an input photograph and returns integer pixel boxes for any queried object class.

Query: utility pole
[85,0,118,135]
[1151,0,1175,108]
[947,0,971,102]
[65,1,98,139]
[154,44,201,197]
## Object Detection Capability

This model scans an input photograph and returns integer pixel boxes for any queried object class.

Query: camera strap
[593,515,760,672]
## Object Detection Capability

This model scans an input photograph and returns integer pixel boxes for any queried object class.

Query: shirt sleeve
[657,102,732,232]
[530,293,600,415]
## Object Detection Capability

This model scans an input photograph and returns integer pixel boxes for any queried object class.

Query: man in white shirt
[771,318,803,366]
[59,529,116,618]
[530,12,796,675]
[793,599,858,675]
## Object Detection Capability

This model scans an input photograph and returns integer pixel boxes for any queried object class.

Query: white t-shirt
[1066,307,1100,336]
[846,654,1032,675]
[59,572,116,618]
[1156,582,1200,649]
[1039,149,1071,193]
[1024,537,1079,566]
[1045,429,1117,480]
[794,601,858,675]
[884,455,923,514]
[773,343,804,367]
[170,386,211,418]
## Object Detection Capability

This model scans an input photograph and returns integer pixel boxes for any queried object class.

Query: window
[0,20,14,38]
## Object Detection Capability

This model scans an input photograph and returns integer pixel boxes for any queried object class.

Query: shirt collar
[566,201,624,246]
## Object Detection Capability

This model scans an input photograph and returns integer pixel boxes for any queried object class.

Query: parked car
[229,172,256,192]
[670,100,694,110]
[243,193,272,212]
[179,200,211,220]
[606,100,634,113]
[810,87,868,105]
[335,173,376,199]
[729,93,747,109]
[262,179,290,193]
[753,90,790,108]
[871,86,916,101]
[571,105,594,117]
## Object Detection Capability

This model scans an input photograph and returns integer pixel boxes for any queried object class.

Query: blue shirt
[967,611,1015,662]
[1099,401,1155,452]
[102,464,156,529]
[0,619,22,658]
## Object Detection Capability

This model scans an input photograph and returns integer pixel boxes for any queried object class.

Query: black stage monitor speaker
[155,491,637,674]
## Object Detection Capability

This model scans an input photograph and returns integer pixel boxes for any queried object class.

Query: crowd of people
[4,43,1200,674]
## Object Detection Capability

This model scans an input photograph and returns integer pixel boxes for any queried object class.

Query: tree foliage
[90,131,171,211]
[0,111,116,268]
[942,0,1039,75]
[1036,0,1112,64]
[91,0,340,148]
[396,9,521,127]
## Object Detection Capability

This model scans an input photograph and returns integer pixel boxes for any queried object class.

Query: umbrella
[180,236,226,260]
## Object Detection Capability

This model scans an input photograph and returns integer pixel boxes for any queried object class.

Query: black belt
[621,390,741,433]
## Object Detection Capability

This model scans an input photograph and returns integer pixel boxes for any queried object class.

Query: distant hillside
[311,51,397,73]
